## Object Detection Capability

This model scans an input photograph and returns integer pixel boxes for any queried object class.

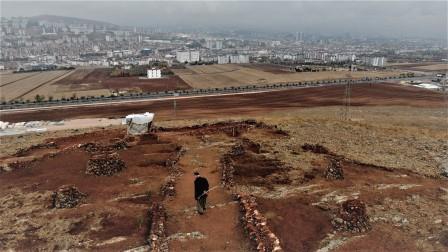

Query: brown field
[0,71,72,102]
[54,68,191,93]
[412,63,448,72]
[240,63,295,74]
[2,83,444,123]
[389,62,448,72]
[0,68,192,102]
[1,103,447,251]
[173,64,402,88]
[0,72,41,86]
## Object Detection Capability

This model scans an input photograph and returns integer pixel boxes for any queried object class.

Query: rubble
[221,155,235,188]
[86,152,126,176]
[159,146,185,198]
[79,142,101,153]
[0,158,35,173]
[109,139,128,151]
[165,146,185,174]
[325,158,344,180]
[236,194,283,252]
[147,202,168,252]
[78,139,128,154]
[332,199,371,233]
[51,185,86,209]
[301,143,330,154]
[160,177,176,197]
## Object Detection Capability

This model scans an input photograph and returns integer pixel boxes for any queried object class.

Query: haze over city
[1,1,448,252]
[2,1,447,39]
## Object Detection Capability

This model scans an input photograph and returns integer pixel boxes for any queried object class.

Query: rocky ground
[0,105,447,251]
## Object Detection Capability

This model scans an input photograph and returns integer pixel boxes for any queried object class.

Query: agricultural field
[173,64,402,89]
[0,68,191,102]
[0,70,72,102]
[1,103,447,251]
[389,62,448,72]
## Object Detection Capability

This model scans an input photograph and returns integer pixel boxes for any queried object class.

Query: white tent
[122,112,155,135]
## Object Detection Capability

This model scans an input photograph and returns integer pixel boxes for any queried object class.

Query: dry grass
[412,64,448,71]
[173,64,402,89]
[155,106,447,177]
[0,71,73,102]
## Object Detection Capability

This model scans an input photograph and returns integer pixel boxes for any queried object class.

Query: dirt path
[164,135,249,251]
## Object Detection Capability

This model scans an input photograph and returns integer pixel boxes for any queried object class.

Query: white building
[147,68,162,79]
[218,55,249,64]
[176,50,200,63]
[370,57,386,67]
[206,39,223,50]
[230,55,250,64]
[218,55,230,64]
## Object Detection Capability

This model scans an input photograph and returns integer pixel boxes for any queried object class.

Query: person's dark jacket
[194,176,209,200]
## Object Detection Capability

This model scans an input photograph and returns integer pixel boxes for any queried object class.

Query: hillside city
[1,15,446,71]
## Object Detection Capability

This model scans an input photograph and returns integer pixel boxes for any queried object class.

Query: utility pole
[343,80,352,121]
[173,93,179,118]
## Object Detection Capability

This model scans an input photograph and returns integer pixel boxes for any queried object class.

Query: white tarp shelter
[122,112,155,135]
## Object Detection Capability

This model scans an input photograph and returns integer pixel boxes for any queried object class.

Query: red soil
[55,68,191,92]
[257,197,333,252]
[0,129,181,250]
[2,83,445,123]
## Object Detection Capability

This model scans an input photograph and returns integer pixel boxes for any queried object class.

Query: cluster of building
[1,16,444,71]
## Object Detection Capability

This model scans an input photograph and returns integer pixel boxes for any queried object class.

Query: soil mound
[333,199,371,233]
[86,152,126,176]
[325,158,344,180]
[51,185,86,209]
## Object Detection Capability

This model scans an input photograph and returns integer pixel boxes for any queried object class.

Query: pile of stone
[51,185,86,209]
[325,158,344,180]
[79,142,102,153]
[160,177,176,197]
[332,199,371,233]
[165,146,185,172]
[301,143,330,154]
[236,194,283,252]
[86,152,126,176]
[79,140,128,154]
[147,202,168,252]
[109,139,128,151]
[221,155,235,188]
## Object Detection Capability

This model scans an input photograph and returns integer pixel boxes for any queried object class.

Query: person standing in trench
[194,171,209,215]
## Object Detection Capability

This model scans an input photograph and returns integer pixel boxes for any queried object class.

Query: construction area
[1,81,447,251]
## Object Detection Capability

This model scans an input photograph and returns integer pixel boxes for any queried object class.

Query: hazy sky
[2,1,447,38]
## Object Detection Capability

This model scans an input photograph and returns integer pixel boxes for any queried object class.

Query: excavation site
[1,111,447,251]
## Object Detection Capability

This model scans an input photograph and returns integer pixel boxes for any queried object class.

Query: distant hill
[29,15,118,28]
